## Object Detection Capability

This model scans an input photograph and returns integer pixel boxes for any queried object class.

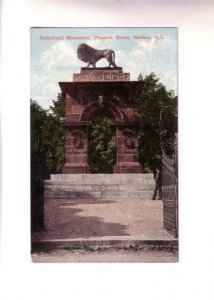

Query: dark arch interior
[81,100,124,122]
[90,107,115,121]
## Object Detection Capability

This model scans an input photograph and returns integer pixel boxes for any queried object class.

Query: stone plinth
[114,125,143,173]
[59,67,145,173]
[73,67,130,82]
[62,124,90,174]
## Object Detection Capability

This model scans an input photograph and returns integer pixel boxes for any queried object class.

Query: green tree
[45,93,66,174]
[31,99,49,180]
[31,99,49,230]
[138,72,177,172]
[31,93,66,178]
[88,117,116,173]
[31,94,66,231]
[50,93,66,118]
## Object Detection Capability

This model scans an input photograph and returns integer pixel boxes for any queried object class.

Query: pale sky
[31,27,177,109]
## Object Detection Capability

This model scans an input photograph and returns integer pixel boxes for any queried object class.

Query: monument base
[62,163,91,174]
[73,67,130,82]
[114,162,143,173]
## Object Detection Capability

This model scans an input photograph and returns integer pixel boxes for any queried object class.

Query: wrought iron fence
[162,135,178,237]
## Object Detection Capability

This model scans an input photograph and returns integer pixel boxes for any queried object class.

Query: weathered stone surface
[50,173,154,182]
[44,174,155,200]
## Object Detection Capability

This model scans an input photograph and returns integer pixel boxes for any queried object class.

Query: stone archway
[59,67,145,173]
[81,99,124,122]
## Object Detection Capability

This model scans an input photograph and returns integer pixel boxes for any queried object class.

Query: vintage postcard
[30,27,178,263]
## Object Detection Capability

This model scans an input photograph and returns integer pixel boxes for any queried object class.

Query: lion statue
[77,43,118,68]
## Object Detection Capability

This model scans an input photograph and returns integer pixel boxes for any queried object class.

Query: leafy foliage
[31,93,66,178]
[31,94,65,230]
[31,100,49,181]
[88,118,116,173]
[46,94,66,174]
[138,72,177,172]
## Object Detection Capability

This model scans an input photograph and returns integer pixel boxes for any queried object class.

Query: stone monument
[60,43,145,173]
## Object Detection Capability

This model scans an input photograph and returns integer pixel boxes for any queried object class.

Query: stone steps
[44,184,154,191]
[51,173,153,180]
[44,174,155,200]
[44,191,153,199]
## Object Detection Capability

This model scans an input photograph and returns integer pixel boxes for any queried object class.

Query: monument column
[62,124,90,173]
[60,88,91,174]
[114,125,143,173]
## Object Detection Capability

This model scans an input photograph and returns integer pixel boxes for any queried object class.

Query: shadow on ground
[33,198,130,240]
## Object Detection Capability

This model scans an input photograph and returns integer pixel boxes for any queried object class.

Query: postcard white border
[1,1,214,299]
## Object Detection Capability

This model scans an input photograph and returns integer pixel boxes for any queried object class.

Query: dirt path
[34,199,172,240]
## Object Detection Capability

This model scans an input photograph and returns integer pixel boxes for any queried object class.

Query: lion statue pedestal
[73,67,130,82]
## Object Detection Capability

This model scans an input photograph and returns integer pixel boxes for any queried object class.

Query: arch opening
[88,117,116,173]
[81,100,125,122]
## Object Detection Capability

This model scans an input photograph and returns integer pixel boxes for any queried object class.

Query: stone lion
[77,43,118,68]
